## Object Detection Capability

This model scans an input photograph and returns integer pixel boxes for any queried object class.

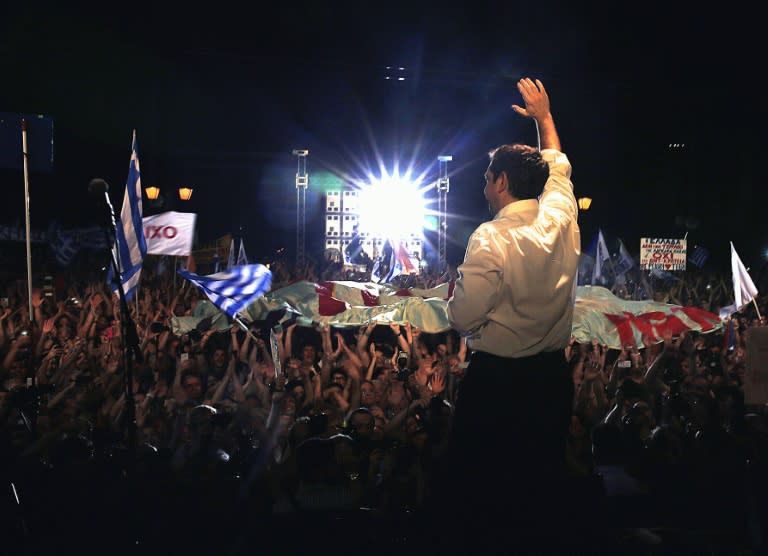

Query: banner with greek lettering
[640,237,687,271]
[143,211,197,256]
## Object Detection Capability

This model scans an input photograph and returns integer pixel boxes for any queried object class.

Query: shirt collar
[493,198,539,221]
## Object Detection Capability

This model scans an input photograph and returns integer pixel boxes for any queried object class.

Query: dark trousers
[429,349,574,539]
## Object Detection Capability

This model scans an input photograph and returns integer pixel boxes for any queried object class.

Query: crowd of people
[2,78,766,555]
[0,255,765,554]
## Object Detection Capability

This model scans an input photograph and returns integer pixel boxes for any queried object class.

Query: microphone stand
[99,187,143,474]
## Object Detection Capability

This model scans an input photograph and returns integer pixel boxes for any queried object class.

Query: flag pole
[21,119,34,323]
[232,313,260,342]
[752,298,762,320]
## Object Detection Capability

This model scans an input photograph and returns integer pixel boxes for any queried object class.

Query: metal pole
[437,155,452,273]
[293,149,309,269]
[21,119,34,323]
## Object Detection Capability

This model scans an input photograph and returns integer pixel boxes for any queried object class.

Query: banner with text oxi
[640,237,687,271]
[143,212,197,256]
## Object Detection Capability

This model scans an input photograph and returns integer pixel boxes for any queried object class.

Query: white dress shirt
[447,149,581,358]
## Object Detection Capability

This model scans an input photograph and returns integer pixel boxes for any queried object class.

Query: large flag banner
[48,221,109,267]
[178,264,272,319]
[107,130,147,301]
[171,281,723,350]
[0,224,47,243]
[143,211,197,256]
[572,285,722,349]
[731,241,758,310]
[640,237,686,271]
[592,229,611,285]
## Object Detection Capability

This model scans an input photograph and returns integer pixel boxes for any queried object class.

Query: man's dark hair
[487,143,549,200]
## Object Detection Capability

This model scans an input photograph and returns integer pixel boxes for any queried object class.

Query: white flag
[592,229,611,285]
[226,238,236,270]
[731,242,758,310]
[143,211,197,256]
[236,240,248,266]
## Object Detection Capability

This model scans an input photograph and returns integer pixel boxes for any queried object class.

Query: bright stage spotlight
[356,174,429,239]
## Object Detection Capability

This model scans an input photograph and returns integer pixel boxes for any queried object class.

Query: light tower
[293,149,309,268]
[436,155,452,272]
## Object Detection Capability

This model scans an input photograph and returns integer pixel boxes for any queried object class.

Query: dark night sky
[0,3,762,272]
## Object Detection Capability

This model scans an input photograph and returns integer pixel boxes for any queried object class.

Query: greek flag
[688,245,709,268]
[371,239,398,284]
[48,222,109,267]
[613,238,636,277]
[107,130,147,301]
[178,264,272,319]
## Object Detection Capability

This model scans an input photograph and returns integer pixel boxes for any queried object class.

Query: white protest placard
[143,211,197,256]
[640,237,687,271]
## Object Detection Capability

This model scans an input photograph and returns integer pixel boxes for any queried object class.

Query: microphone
[88,178,109,194]
[88,178,117,234]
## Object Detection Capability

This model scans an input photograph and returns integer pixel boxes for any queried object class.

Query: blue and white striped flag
[613,238,636,277]
[688,245,709,268]
[178,264,272,319]
[48,221,109,267]
[107,130,147,301]
[371,240,399,284]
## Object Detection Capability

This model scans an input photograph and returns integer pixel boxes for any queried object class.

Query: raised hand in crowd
[429,368,446,396]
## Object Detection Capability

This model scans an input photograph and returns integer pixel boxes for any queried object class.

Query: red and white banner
[572,285,722,349]
[143,211,197,256]
[172,280,722,349]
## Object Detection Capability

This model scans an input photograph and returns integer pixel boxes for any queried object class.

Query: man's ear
[495,171,509,194]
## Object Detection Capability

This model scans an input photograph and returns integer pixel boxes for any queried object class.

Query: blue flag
[614,238,636,277]
[107,130,147,301]
[371,239,399,284]
[688,245,709,268]
[48,221,109,267]
[178,264,272,319]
